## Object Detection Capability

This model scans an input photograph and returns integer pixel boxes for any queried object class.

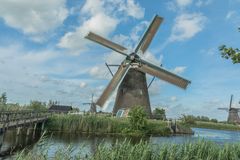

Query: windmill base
[228,109,240,123]
[113,68,152,117]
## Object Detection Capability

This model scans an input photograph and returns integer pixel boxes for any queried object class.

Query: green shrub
[128,106,147,131]
[181,114,196,125]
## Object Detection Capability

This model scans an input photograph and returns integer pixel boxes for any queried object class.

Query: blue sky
[0,0,239,120]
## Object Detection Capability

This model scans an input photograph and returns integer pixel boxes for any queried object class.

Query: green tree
[219,28,240,63]
[0,92,7,105]
[27,100,47,111]
[153,108,166,120]
[128,106,147,131]
[181,114,196,125]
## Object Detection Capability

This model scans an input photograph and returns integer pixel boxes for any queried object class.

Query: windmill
[85,15,191,117]
[83,94,96,113]
[218,95,240,123]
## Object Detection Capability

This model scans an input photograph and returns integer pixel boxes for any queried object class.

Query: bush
[181,114,196,125]
[152,108,166,120]
[128,106,147,131]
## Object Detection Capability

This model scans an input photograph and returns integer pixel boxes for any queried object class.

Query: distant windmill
[218,95,240,123]
[83,94,96,113]
[85,15,191,117]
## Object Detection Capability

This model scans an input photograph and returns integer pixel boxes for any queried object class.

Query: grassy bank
[16,139,240,160]
[190,121,240,131]
[46,114,191,136]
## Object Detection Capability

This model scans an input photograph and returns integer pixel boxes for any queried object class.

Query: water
[1,127,240,158]
[150,128,240,145]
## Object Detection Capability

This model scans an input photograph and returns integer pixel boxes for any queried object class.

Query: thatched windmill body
[218,95,240,123]
[85,15,191,117]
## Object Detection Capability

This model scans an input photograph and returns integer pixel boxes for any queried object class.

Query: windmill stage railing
[0,111,52,133]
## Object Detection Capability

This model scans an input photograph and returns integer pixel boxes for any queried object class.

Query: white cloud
[0,44,98,105]
[80,82,87,88]
[201,47,217,55]
[169,13,207,42]
[0,0,68,42]
[148,80,162,96]
[89,65,112,79]
[120,0,145,19]
[141,51,162,66]
[166,0,192,11]
[112,20,149,50]
[226,11,237,20]
[172,66,187,74]
[225,10,240,27]
[195,0,213,7]
[58,13,119,54]
[176,0,192,7]
[57,0,144,55]
[170,96,177,102]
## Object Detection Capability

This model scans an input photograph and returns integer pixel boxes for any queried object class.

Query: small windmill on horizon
[218,95,240,123]
[83,93,96,113]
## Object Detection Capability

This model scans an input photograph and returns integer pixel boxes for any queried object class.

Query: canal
[1,127,240,159]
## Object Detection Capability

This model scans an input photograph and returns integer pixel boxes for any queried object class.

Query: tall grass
[46,114,174,136]
[16,139,240,160]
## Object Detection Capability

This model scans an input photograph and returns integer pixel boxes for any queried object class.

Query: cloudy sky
[0,0,239,120]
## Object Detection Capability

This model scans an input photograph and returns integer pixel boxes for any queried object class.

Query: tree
[27,100,47,111]
[128,106,147,131]
[219,28,240,64]
[0,92,7,105]
[152,108,166,120]
[180,114,196,125]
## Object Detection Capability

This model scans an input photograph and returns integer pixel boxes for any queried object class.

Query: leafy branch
[219,28,240,64]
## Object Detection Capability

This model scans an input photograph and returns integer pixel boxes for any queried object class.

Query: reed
[16,139,240,160]
[46,114,172,136]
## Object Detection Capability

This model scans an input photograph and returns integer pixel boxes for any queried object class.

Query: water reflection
[0,128,42,159]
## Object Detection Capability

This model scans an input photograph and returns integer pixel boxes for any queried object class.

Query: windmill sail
[136,60,190,89]
[85,32,129,56]
[96,63,131,107]
[229,95,233,109]
[135,15,163,54]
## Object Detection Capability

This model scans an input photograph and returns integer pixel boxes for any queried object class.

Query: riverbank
[16,139,240,160]
[190,121,240,131]
[45,114,193,136]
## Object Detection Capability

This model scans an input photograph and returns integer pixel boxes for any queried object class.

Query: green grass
[190,121,240,131]
[16,139,240,160]
[46,114,176,136]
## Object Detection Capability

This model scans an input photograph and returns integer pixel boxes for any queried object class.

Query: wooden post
[32,123,37,139]
[26,127,31,136]
[17,127,21,136]
[41,122,45,131]
[0,133,4,151]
